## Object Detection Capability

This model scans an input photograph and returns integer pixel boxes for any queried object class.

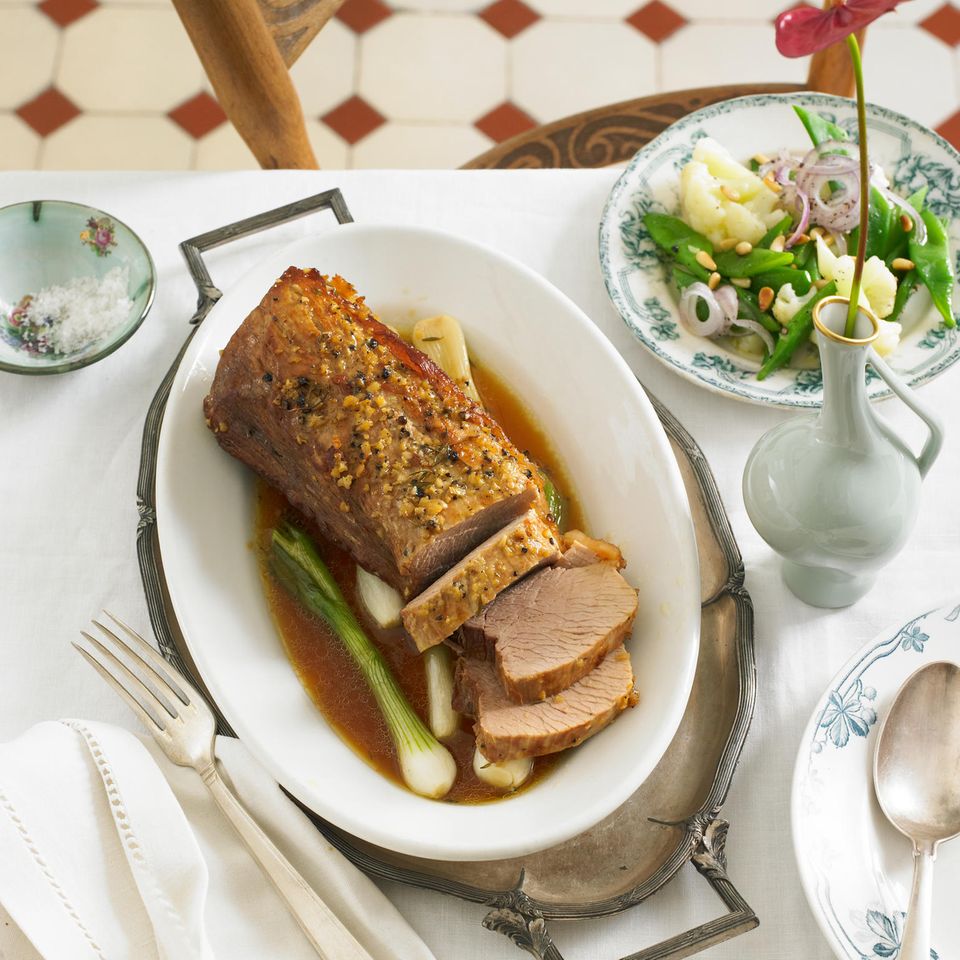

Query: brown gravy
[255,362,581,803]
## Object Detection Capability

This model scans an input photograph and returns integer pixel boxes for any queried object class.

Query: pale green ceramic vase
[743,296,944,608]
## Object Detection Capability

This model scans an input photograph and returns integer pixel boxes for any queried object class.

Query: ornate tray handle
[137,188,758,960]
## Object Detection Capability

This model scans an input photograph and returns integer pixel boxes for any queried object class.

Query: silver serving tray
[136,190,758,959]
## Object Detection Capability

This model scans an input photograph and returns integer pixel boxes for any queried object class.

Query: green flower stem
[846,33,869,338]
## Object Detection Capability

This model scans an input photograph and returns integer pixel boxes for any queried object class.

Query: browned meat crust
[453,647,636,761]
[400,510,559,652]
[203,268,549,597]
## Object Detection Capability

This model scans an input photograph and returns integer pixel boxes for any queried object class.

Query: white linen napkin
[0,721,436,960]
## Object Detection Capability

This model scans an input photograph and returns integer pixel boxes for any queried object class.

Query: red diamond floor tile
[626,0,687,42]
[38,0,98,28]
[336,0,392,34]
[479,0,541,40]
[321,95,386,145]
[169,91,227,139]
[936,109,960,150]
[15,88,80,137]
[920,3,960,46]
[475,102,536,143]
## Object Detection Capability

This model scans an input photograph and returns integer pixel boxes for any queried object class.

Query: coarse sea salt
[22,266,133,355]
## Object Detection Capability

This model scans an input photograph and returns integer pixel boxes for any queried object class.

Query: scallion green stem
[271,521,456,798]
[846,33,869,338]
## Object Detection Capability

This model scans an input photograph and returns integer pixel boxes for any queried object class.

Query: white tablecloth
[1,170,957,960]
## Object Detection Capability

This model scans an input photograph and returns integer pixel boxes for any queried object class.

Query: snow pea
[736,287,781,334]
[909,209,956,328]
[751,268,813,296]
[758,214,794,249]
[849,187,891,262]
[793,106,848,147]
[884,185,928,264]
[672,265,699,291]
[644,212,713,281]
[888,270,917,324]
[715,247,794,278]
[757,281,837,380]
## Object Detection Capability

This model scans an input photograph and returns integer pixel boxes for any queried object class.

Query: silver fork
[74,613,374,960]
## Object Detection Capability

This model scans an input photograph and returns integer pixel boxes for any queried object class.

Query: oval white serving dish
[156,223,701,862]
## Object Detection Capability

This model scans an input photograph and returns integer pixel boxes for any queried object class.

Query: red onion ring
[727,319,776,356]
[679,283,727,337]
[785,189,811,249]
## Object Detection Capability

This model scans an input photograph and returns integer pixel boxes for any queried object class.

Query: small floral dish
[0,200,155,376]
[599,93,960,408]
[791,600,960,959]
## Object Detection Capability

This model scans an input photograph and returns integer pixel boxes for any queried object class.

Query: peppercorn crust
[203,267,552,597]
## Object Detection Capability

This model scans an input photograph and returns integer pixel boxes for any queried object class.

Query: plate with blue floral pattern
[791,601,960,959]
[598,93,960,408]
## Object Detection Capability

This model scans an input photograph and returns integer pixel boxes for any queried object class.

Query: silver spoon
[873,660,960,960]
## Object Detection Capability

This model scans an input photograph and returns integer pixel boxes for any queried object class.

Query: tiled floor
[3,0,960,170]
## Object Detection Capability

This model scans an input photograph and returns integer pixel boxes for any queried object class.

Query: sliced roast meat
[401,510,559,652]
[453,646,636,761]
[461,562,638,702]
[203,268,550,598]
[558,530,625,569]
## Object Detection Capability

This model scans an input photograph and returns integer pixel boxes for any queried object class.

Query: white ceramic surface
[599,93,960,409]
[155,223,701,862]
[792,600,960,959]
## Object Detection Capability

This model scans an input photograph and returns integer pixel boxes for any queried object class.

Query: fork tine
[72,637,168,733]
[102,610,193,707]
[81,628,179,721]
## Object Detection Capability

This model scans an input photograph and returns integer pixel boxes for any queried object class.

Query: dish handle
[482,817,757,959]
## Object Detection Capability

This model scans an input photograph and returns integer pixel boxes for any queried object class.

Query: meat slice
[461,562,638,702]
[400,510,559,652]
[203,268,550,597]
[453,647,636,761]
[558,530,625,569]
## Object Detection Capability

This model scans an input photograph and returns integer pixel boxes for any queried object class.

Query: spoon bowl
[874,660,960,960]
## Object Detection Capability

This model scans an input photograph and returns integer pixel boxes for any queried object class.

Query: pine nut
[721,185,741,202]
[695,249,717,271]
[814,278,830,290]
[731,277,751,288]
[762,173,782,194]
[770,235,786,253]
[718,237,739,251]
[753,153,771,165]
[735,240,753,256]
[809,226,824,239]
[891,257,915,271]
[900,213,914,233]
[758,286,775,312]
[708,271,721,290]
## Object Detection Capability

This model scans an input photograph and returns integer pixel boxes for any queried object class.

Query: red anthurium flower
[775,0,906,58]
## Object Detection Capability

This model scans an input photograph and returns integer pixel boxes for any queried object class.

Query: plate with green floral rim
[598,92,960,408]
[791,600,960,960]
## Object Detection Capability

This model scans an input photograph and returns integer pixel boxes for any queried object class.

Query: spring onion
[472,746,532,791]
[356,566,404,629]
[424,644,459,739]
[271,521,456,799]
[412,314,481,402]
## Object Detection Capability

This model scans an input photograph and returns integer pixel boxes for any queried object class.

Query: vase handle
[867,348,944,478]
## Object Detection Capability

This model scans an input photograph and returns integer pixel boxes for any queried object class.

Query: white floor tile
[668,0,783,19]
[40,115,194,169]
[359,14,507,122]
[0,8,59,110]
[512,21,655,121]
[660,22,806,91]
[862,25,955,127]
[193,124,258,170]
[290,19,357,118]
[0,113,41,168]
[389,0,486,11]
[526,0,650,15]
[352,121,491,167]
[306,120,351,169]
[57,6,205,112]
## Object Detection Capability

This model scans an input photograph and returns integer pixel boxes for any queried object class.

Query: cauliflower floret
[772,282,816,326]
[816,236,897,319]
[874,320,902,357]
[679,138,783,245]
